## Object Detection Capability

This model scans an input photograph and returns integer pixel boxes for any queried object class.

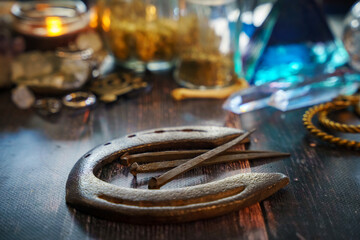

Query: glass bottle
[343,1,360,72]
[101,0,179,72]
[243,0,348,86]
[175,0,241,89]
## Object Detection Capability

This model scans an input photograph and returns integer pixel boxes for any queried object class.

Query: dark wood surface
[0,71,359,240]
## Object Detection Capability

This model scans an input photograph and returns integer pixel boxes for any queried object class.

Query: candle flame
[89,7,98,29]
[46,17,63,37]
[102,8,111,32]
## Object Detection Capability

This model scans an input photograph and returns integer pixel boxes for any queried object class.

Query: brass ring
[62,91,96,108]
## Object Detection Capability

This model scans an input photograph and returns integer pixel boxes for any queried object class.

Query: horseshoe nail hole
[128,134,136,138]
[181,129,195,132]
[182,129,206,133]
[84,153,91,158]
[154,130,165,133]
[104,142,111,146]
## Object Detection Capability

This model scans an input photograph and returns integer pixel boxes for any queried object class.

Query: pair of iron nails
[121,130,290,189]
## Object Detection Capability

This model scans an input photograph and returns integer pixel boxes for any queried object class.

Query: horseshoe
[66,126,289,223]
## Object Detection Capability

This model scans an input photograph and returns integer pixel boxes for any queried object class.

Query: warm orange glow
[89,7,98,29]
[102,8,111,32]
[45,17,63,36]
[36,3,49,11]
[146,5,157,21]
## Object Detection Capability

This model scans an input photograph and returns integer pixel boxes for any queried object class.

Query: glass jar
[11,1,89,50]
[175,0,241,89]
[343,1,360,72]
[101,0,179,72]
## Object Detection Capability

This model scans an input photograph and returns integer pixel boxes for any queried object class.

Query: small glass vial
[175,0,241,89]
[101,0,179,72]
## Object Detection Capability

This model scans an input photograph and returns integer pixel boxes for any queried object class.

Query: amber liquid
[177,52,235,88]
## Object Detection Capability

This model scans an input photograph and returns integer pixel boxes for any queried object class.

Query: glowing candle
[89,7,98,29]
[11,1,89,50]
[101,8,111,32]
[45,17,63,37]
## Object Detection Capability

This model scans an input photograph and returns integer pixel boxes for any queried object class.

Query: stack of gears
[303,95,360,149]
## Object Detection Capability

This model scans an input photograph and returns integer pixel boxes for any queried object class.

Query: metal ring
[62,92,96,108]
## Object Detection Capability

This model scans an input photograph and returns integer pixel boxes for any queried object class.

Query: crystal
[11,51,56,80]
[60,58,89,83]
[223,70,359,114]
[268,77,359,111]
[75,31,103,52]
[11,50,91,90]
[242,0,348,86]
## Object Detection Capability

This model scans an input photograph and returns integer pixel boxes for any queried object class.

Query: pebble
[11,85,35,109]
[75,31,103,52]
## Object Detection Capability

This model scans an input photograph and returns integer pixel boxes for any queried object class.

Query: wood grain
[0,71,359,239]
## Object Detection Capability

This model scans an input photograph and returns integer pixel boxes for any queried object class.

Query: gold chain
[302,95,360,149]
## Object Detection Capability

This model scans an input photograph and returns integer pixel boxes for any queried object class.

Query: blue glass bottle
[242,0,349,86]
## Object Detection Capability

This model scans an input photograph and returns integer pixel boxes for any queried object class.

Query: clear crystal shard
[223,70,359,114]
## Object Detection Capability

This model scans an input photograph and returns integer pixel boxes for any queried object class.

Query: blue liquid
[241,0,349,86]
[252,41,349,86]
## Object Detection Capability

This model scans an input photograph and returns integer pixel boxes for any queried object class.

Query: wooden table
[0,71,359,239]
